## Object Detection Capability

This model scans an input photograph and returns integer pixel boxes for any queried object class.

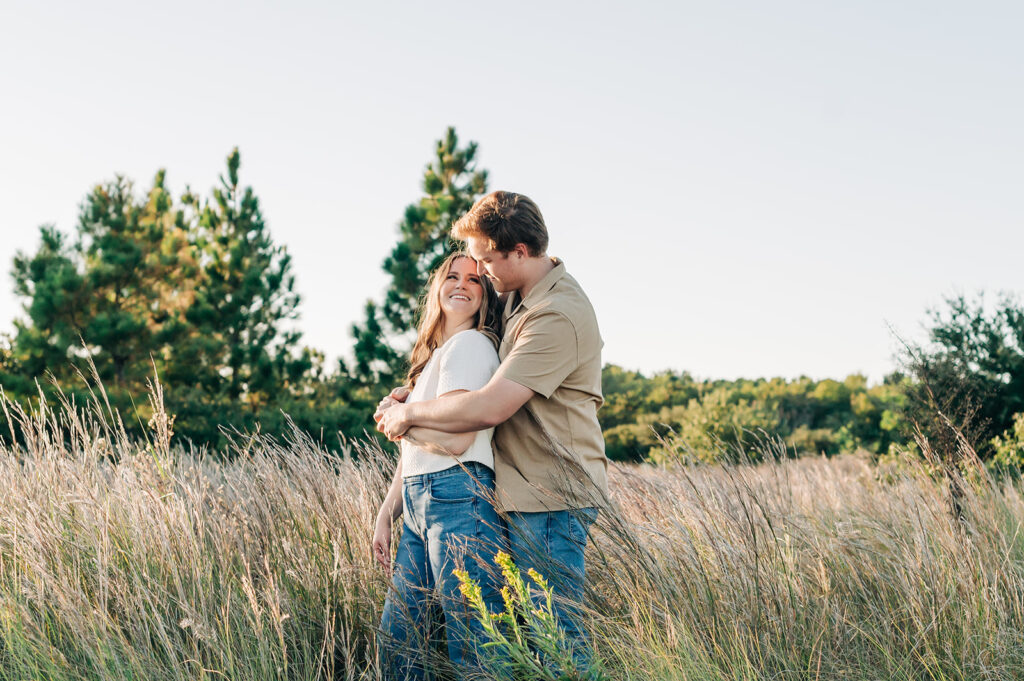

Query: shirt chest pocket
[499,317,526,360]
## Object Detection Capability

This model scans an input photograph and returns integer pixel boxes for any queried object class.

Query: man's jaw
[486,277,509,293]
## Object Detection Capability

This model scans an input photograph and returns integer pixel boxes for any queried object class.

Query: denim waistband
[403,460,493,484]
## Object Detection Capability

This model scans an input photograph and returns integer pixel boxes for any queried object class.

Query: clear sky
[1,0,1021,382]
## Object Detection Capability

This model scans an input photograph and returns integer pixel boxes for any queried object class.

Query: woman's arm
[402,427,476,456]
[372,457,404,574]
[377,458,404,522]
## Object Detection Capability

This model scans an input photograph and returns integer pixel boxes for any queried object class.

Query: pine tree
[350,127,488,386]
[9,171,194,399]
[173,148,308,418]
[82,172,197,387]
[9,226,87,394]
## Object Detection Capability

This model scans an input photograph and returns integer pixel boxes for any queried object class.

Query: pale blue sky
[1,0,1021,381]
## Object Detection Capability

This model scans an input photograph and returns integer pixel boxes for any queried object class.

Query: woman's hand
[373,396,397,423]
[374,386,410,423]
[372,513,393,575]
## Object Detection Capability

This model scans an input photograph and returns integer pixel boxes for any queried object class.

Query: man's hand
[377,402,411,441]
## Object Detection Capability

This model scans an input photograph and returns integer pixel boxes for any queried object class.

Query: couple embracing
[372,190,609,679]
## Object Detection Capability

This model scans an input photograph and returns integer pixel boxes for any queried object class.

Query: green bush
[991,412,1024,469]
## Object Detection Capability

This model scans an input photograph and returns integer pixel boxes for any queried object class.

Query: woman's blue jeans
[378,462,505,680]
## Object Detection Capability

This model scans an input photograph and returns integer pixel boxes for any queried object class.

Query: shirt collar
[504,258,565,321]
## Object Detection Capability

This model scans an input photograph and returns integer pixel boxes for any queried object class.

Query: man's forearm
[405,390,500,433]
[379,376,533,441]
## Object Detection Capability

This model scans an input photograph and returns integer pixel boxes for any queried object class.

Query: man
[376,190,608,664]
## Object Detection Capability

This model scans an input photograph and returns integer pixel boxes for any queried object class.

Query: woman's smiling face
[439,256,484,325]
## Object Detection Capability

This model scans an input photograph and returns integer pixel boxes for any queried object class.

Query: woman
[372,252,505,680]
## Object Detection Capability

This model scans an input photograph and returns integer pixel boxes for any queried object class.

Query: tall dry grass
[589,446,1024,680]
[0,381,1021,680]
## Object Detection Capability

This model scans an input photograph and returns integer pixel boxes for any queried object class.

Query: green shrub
[991,412,1024,469]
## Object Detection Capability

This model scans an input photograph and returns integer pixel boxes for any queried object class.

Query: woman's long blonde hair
[404,252,501,390]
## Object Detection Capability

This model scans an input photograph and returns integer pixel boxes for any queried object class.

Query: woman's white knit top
[400,330,500,477]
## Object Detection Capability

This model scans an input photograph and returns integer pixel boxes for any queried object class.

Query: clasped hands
[374,387,411,441]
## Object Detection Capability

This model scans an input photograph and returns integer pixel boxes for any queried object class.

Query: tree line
[2,128,1022,466]
[601,368,909,462]
[601,294,1024,466]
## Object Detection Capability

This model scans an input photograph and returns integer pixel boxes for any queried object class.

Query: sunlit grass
[0,382,1021,680]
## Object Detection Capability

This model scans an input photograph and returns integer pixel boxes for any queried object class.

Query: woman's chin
[441,307,479,328]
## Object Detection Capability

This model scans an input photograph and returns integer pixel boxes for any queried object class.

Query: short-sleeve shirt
[401,330,500,477]
[493,259,608,512]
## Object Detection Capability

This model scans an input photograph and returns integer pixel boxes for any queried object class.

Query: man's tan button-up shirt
[492,259,608,512]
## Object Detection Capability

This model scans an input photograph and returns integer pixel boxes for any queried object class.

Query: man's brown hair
[451,191,548,256]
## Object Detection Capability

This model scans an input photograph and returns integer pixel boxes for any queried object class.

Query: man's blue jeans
[505,507,599,667]
[378,462,505,680]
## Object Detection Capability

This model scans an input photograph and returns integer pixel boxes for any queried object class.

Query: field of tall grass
[0,382,1022,680]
